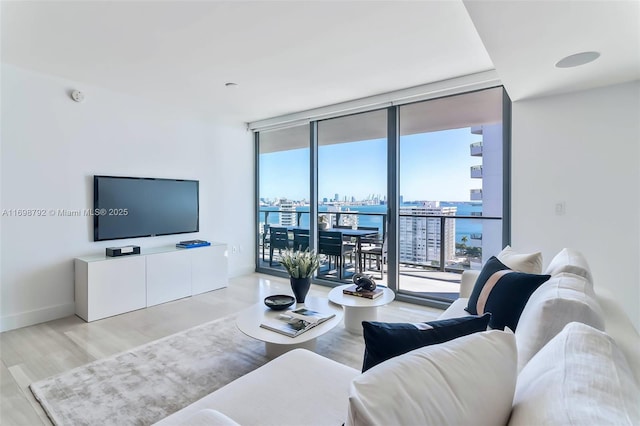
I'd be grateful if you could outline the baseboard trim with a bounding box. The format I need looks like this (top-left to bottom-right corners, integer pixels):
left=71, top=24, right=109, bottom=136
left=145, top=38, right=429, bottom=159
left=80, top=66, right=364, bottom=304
left=0, top=302, right=76, bottom=332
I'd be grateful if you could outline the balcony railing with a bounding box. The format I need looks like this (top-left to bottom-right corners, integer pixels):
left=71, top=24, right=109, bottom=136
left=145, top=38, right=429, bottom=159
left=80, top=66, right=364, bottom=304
left=470, top=165, right=483, bottom=178
left=470, top=126, right=483, bottom=135
left=470, top=189, right=483, bottom=200
left=258, top=209, right=500, bottom=276
left=470, top=141, right=483, bottom=156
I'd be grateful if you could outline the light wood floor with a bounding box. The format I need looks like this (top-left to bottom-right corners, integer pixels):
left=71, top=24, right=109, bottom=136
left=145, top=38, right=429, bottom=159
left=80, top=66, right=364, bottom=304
left=0, top=273, right=442, bottom=426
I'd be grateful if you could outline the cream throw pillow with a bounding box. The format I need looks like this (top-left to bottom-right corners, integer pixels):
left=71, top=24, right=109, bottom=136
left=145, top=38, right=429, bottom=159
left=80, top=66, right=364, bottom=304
left=346, top=330, right=517, bottom=426
left=497, top=245, right=542, bottom=274
left=510, top=322, right=640, bottom=425
left=544, top=247, right=593, bottom=285
left=515, top=273, right=605, bottom=371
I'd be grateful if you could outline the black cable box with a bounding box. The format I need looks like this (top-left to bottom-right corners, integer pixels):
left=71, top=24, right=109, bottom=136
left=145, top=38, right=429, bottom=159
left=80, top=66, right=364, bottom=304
left=106, top=245, right=141, bottom=257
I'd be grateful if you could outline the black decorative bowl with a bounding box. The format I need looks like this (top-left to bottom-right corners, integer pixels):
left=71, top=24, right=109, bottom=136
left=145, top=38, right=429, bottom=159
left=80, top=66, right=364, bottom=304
left=264, top=295, right=295, bottom=311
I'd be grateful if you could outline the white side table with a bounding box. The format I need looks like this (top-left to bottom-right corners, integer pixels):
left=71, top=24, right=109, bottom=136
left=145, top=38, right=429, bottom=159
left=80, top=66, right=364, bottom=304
left=236, top=296, right=343, bottom=358
left=327, top=285, right=395, bottom=335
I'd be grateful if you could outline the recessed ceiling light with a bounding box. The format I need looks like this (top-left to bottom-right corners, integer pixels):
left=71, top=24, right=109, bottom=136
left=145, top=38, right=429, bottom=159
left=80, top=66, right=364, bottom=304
left=225, top=82, right=238, bottom=87
left=555, top=51, right=600, bottom=68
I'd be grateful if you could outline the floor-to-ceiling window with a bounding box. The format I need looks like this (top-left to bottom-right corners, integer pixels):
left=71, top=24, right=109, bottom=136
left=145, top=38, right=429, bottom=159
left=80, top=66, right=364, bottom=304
left=255, top=86, right=510, bottom=306
left=257, top=124, right=310, bottom=274
left=317, top=110, right=387, bottom=283
left=397, top=87, right=505, bottom=301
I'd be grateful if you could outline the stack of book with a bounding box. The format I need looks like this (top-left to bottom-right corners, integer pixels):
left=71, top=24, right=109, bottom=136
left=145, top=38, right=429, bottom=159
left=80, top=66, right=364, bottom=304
left=342, top=284, right=384, bottom=299
left=260, top=307, right=335, bottom=337
left=176, top=240, right=211, bottom=249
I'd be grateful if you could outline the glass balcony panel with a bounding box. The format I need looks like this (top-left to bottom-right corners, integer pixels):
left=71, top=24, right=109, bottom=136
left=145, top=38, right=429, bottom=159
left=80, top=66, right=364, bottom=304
left=471, top=165, right=483, bottom=178
left=257, top=124, right=310, bottom=273
left=470, top=141, right=483, bottom=156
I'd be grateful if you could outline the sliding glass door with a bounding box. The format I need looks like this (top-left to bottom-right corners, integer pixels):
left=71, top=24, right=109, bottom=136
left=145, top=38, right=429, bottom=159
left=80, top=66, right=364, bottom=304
left=397, top=87, right=505, bottom=301
left=317, top=110, right=387, bottom=283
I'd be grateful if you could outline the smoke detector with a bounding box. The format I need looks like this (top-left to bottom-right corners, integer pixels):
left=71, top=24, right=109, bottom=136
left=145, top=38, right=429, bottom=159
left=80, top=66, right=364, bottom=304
left=71, top=90, right=85, bottom=102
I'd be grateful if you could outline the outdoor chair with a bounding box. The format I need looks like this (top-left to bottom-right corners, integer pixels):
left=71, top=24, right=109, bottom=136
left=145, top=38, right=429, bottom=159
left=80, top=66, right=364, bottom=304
left=318, top=230, right=355, bottom=280
left=334, top=225, right=357, bottom=254
left=261, top=223, right=270, bottom=262
left=292, top=228, right=310, bottom=251
left=359, top=227, right=386, bottom=279
left=269, top=226, right=290, bottom=266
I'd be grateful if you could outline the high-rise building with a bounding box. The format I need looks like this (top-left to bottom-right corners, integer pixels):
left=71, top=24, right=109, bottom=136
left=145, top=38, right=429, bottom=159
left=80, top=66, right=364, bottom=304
left=469, top=124, right=503, bottom=266
left=322, top=206, right=360, bottom=228
left=399, top=201, right=456, bottom=266
left=339, top=209, right=359, bottom=228
left=279, top=199, right=297, bottom=227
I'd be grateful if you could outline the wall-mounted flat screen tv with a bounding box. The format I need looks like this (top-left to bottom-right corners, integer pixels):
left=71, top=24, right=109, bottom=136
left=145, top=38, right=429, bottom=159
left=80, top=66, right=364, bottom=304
left=94, top=175, right=199, bottom=241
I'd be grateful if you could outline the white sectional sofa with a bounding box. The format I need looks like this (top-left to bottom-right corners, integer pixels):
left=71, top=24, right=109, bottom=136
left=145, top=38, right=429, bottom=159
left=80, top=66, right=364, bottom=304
left=156, top=248, right=640, bottom=426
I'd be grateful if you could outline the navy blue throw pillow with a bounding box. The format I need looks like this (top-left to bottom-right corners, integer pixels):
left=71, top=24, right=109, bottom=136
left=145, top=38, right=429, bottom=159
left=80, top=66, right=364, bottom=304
left=465, top=256, right=551, bottom=331
left=361, top=313, right=491, bottom=372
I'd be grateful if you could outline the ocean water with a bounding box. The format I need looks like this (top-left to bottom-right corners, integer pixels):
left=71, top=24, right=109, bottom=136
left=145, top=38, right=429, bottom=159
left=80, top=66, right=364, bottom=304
left=260, top=202, right=483, bottom=243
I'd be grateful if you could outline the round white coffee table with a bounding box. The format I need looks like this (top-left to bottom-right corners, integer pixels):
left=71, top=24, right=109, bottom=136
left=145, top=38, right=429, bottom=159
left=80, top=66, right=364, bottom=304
left=236, top=296, right=343, bottom=359
left=327, top=285, right=395, bottom=335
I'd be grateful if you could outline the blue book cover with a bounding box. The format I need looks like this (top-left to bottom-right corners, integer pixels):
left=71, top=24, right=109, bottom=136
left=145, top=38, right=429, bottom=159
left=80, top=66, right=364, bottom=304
left=176, top=240, right=211, bottom=249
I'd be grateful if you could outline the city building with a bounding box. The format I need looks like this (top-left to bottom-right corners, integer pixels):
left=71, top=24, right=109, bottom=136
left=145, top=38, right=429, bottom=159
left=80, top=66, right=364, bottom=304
left=468, top=124, right=504, bottom=265
left=399, top=202, right=457, bottom=266
left=338, top=209, right=359, bottom=228
left=278, top=199, right=297, bottom=227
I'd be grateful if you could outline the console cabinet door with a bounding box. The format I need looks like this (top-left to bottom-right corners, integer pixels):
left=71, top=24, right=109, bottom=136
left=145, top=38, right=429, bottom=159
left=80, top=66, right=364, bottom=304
left=191, top=245, right=228, bottom=295
left=146, top=250, right=192, bottom=307
left=83, top=256, right=146, bottom=321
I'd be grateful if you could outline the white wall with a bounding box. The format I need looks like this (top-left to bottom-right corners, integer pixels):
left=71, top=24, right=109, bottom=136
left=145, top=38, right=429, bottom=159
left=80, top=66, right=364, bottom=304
left=511, top=80, right=640, bottom=330
left=0, top=64, right=254, bottom=332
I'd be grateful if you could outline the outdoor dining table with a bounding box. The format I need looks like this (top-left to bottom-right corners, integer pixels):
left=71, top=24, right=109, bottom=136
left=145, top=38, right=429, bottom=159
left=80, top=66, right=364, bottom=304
left=286, top=226, right=378, bottom=274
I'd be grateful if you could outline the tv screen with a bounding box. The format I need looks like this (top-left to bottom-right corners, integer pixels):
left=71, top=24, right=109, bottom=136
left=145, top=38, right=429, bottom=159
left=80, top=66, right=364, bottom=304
left=93, top=175, right=199, bottom=241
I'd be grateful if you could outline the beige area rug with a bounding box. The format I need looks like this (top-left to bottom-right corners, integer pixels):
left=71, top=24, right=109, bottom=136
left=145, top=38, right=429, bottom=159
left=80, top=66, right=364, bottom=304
left=30, top=314, right=365, bottom=426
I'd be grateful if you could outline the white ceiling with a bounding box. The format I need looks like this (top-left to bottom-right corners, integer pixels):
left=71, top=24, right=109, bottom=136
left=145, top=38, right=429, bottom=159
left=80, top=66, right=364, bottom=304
left=464, top=0, right=640, bottom=101
left=2, top=1, right=638, bottom=123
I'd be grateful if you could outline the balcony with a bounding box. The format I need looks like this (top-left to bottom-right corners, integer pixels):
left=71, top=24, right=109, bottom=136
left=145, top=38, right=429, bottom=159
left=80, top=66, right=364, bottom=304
left=258, top=209, right=500, bottom=302
left=470, top=189, right=483, bottom=200
left=470, top=165, right=483, bottom=179
left=470, top=141, right=483, bottom=156
left=470, top=233, right=482, bottom=240
left=470, top=125, right=483, bottom=135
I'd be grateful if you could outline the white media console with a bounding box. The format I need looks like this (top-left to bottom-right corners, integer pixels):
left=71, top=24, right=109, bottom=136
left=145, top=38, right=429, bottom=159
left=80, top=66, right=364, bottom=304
left=75, top=242, right=228, bottom=322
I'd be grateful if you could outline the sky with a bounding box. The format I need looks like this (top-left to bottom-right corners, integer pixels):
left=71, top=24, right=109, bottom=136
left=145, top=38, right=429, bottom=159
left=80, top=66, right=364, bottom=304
left=260, top=127, right=482, bottom=202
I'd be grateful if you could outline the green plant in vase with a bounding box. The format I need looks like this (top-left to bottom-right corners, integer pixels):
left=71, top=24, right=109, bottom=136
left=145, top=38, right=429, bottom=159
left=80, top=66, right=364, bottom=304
left=280, top=249, right=322, bottom=303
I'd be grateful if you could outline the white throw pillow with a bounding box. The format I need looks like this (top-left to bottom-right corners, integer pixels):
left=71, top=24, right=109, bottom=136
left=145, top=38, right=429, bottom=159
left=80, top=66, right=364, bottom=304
left=346, top=330, right=517, bottom=426
left=497, top=245, right=542, bottom=274
left=544, top=247, right=593, bottom=285
left=510, top=322, right=640, bottom=426
left=515, top=273, right=605, bottom=371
